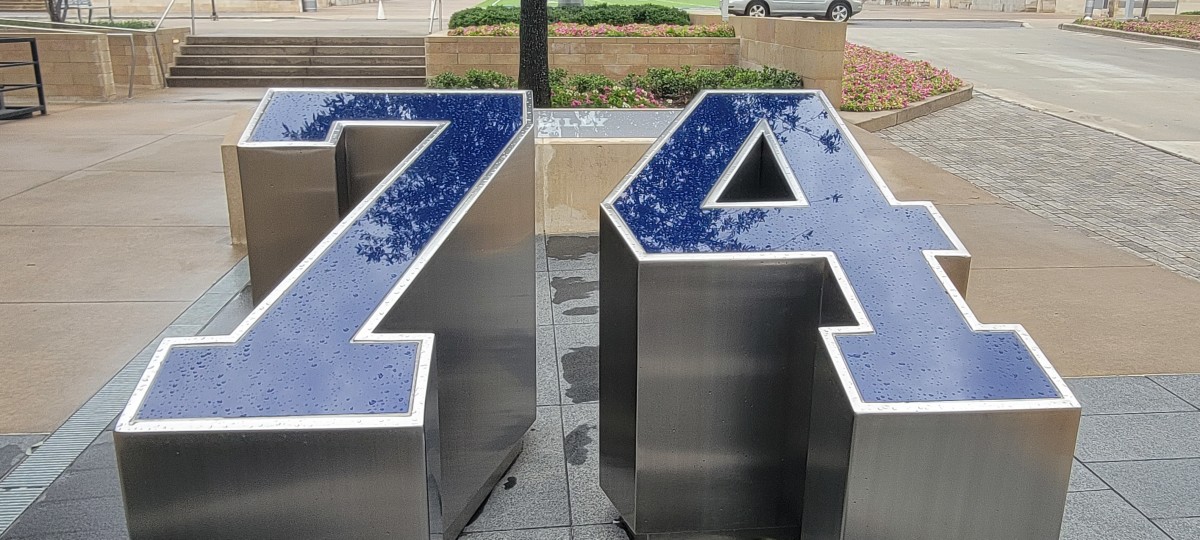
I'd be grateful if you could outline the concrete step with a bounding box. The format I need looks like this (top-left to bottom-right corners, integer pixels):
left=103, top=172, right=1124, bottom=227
left=179, top=44, right=425, bottom=56
left=170, top=65, right=426, bottom=77
left=185, top=35, right=425, bottom=47
left=174, top=54, right=425, bottom=67
left=166, top=75, right=427, bottom=88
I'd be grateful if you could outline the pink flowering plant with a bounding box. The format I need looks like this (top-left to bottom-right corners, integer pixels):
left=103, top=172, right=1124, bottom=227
left=1076, top=18, right=1200, bottom=41
left=448, top=22, right=735, bottom=37
left=549, top=69, right=662, bottom=108
left=841, top=43, right=963, bottom=112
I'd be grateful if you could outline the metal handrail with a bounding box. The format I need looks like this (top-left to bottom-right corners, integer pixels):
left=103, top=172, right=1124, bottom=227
left=0, top=22, right=136, bottom=98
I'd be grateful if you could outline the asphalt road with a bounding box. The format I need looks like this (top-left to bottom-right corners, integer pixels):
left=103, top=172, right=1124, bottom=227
left=847, top=19, right=1200, bottom=162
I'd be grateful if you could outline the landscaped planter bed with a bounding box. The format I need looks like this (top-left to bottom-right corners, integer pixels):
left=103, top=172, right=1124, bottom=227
left=1074, top=17, right=1200, bottom=41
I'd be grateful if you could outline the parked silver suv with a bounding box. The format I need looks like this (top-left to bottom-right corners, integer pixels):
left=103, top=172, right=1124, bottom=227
left=729, top=0, right=863, bottom=21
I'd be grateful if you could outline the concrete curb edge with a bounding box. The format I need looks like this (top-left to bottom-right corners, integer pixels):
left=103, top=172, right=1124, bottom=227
left=841, top=84, right=974, bottom=132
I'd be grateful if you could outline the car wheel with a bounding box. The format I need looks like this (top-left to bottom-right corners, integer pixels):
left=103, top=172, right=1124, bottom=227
left=746, top=0, right=769, bottom=17
left=826, top=0, right=851, bottom=21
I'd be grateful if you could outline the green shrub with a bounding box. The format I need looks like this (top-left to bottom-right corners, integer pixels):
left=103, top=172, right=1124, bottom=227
left=449, top=6, right=520, bottom=27
left=449, top=3, right=690, bottom=28
left=1181, top=10, right=1200, bottom=14
left=432, top=66, right=802, bottom=108
left=623, top=66, right=803, bottom=103
left=427, top=69, right=516, bottom=89
left=92, top=19, right=155, bottom=29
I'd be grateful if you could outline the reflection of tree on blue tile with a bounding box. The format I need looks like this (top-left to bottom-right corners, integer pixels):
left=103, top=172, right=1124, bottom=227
left=271, top=92, right=523, bottom=266
left=615, top=93, right=843, bottom=254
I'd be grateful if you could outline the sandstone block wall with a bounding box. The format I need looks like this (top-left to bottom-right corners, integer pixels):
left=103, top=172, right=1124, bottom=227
left=731, top=17, right=846, bottom=108
left=426, top=35, right=740, bottom=79
left=0, top=33, right=117, bottom=102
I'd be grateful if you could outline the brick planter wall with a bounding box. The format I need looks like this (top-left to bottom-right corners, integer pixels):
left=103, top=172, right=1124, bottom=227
left=0, top=32, right=116, bottom=102
left=426, top=35, right=740, bottom=79
left=108, top=27, right=189, bottom=89
left=426, top=16, right=846, bottom=105
left=0, top=27, right=188, bottom=102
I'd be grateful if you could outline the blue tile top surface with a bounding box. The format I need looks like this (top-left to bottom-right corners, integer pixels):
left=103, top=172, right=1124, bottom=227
left=137, top=91, right=525, bottom=420
left=610, top=92, right=1058, bottom=403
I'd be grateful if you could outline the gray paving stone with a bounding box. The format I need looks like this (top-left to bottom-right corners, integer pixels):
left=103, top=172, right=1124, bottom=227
left=461, top=528, right=570, bottom=540
left=1059, top=490, right=1170, bottom=540
left=555, top=323, right=599, bottom=405
left=1066, top=377, right=1196, bottom=416
left=880, top=95, right=1200, bottom=283
left=1070, top=460, right=1108, bottom=492
left=572, top=524, right=629, bottom=540
left=68, top=431, right=115, bottom=471
left=1156, top=517, right=1200, bottom=540
left=546, top=235, right=598, bottom=271
left=1089, top=459, right=1200, bottom=519
left=536, top=271, right=553, bottom=327
left=562, top=403, right=620, bottom=527
left=464, top=406, right=570, bottom=533
left=1076, top=412, right=1200, bottom=462
left=1151, top=375, right=1200, bottom=410
left=1, top=495, right=127, bottom=540
left=38, top=466, right=122, bottom=503
left=549, top=268, right=599, bottom=325
left=0, top=434, right=45, bottom=480
left=538, top=325, right=561, bottom=406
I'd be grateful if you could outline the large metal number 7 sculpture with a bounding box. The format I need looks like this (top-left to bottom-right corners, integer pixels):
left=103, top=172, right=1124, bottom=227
left=600, top=91, right=1082, bottom=539
left=114, top=90, right=535, bottom=539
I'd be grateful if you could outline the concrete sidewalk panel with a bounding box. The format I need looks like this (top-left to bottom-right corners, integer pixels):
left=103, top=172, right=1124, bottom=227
left=0, top=170, right=230, bottom=227
left=92, top=134, right=224, bottom=173
left=0, top=301, right=189, bottom=433
left=0, top=226, right=241, bottom=303
left=2, top=103, right=251, bottom=136
left=0, top=134, right=164, bottom=172
left=967, top=265, right=1200, bottom=376
left=0, top=170, right=68, bottom=201
left=939, top=203, right=1153, bottom=270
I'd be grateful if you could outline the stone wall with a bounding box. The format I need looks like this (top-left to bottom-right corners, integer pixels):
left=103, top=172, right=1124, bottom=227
left=0, top=32, right=117, bottom=102
left=0, top=27, right=185, bottom=102
left=426, top=35, right=740, bottom=79
left=107, top=27, right=188, bottom=88
left=536, top=138, right=651, bottom=235
left=731, top=17, right=846, bottom=108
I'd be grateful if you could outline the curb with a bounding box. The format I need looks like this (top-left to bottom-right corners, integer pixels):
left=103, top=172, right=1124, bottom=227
left=840, top=84, right=973, bottom=132
left=1058, top=22, right=1200, bottom=50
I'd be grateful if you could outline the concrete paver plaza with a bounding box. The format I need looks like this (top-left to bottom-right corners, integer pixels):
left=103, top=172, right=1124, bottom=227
left=1, top=85, right=1199, bottom=538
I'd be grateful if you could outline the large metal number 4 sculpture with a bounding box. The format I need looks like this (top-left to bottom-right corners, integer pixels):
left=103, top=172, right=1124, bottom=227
left=114, top=90, right=535, bottom=539
left=599, top=91, right=1082, bottom=539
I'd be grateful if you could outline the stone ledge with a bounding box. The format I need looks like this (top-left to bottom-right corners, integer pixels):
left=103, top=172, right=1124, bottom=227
left=839, top=84, right=974, bottom=132
left=1059, top=22, right=1200, bottom=50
